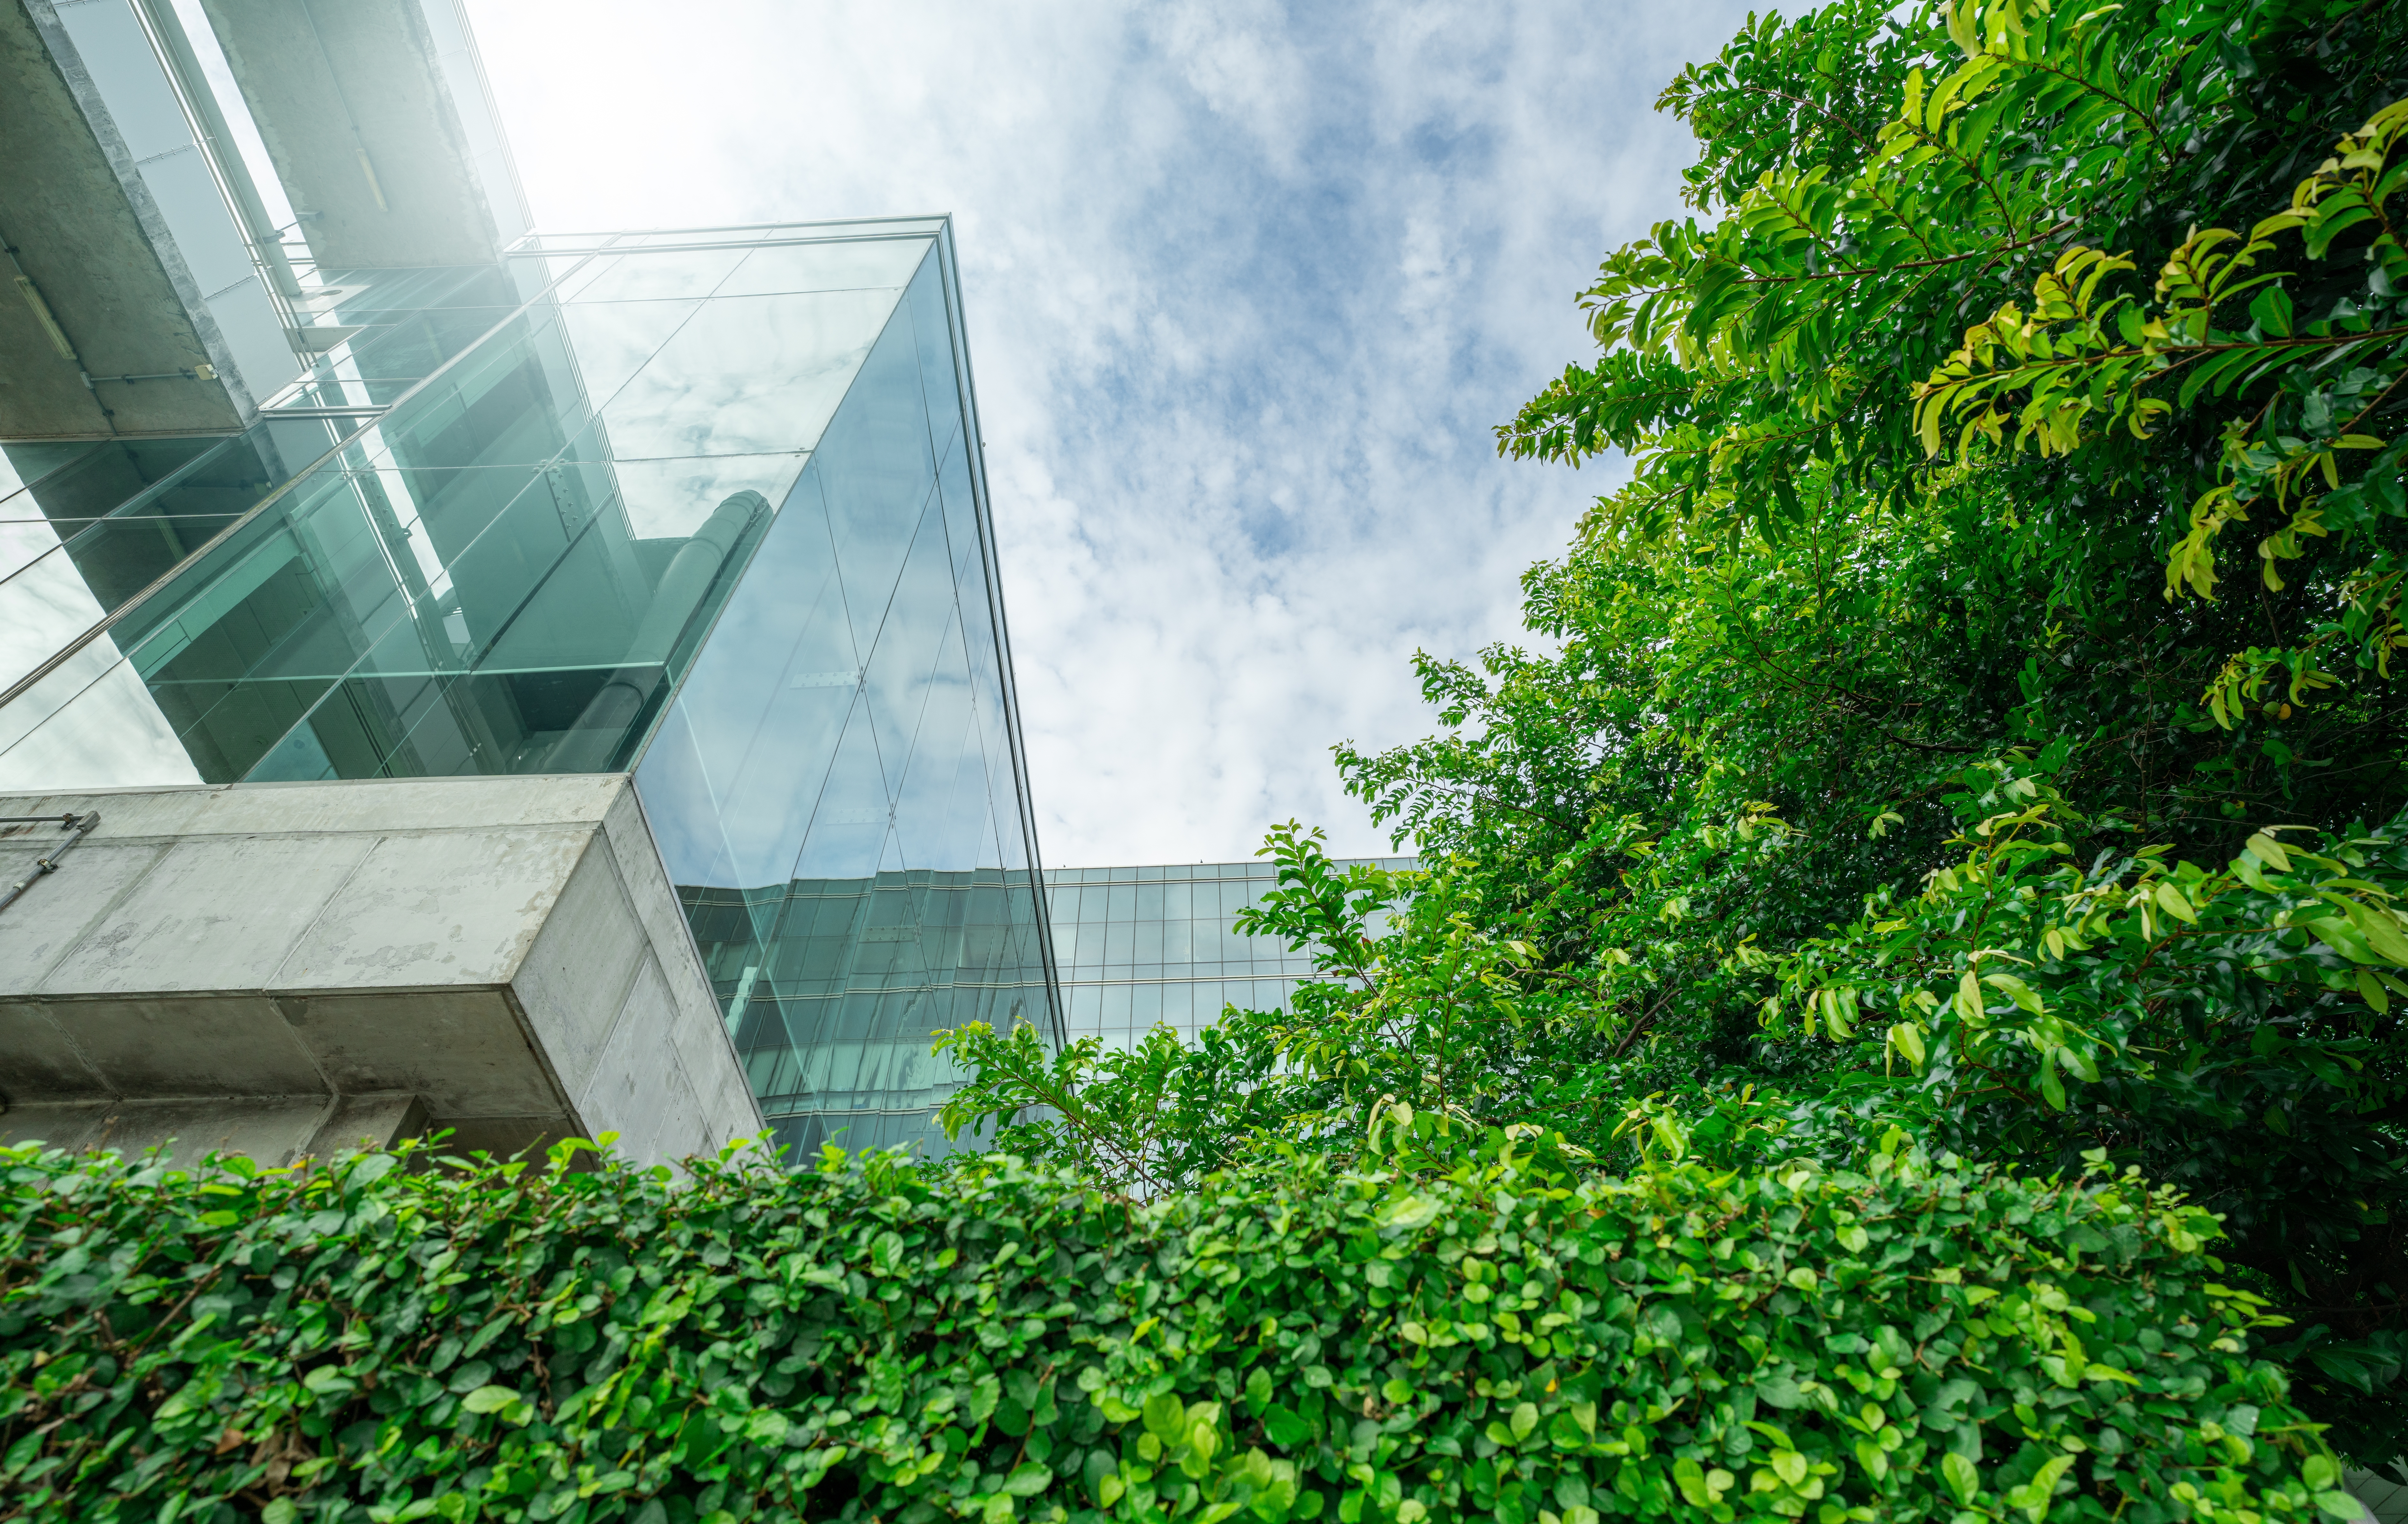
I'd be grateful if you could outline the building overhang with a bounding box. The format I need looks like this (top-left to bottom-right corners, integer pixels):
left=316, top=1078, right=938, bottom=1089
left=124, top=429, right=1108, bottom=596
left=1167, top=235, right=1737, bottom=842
left=0, top=773, right=763, bottom=1168
left=0, top=0, right=259, bottom=437
left=198, top=0, right=527, bottom=269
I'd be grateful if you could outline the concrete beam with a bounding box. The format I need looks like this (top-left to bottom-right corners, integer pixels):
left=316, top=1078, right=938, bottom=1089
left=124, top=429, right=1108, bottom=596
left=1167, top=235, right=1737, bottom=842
left=0, top=0, right=270, bottom=438
left=0, top=774, right=764, bottom=1170
left=1, top=1091, right=426, bottom=1165
left=197, top=0, right=526, bottom=269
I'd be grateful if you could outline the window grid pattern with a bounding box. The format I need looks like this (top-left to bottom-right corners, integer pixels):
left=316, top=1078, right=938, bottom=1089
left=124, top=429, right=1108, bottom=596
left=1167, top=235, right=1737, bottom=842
left=1042, top=859, right=1416, bottom=1047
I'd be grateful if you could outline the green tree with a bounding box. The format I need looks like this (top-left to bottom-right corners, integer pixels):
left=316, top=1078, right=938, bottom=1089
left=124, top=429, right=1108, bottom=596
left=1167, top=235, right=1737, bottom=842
left=941, top=0, right=2408, bottom=1460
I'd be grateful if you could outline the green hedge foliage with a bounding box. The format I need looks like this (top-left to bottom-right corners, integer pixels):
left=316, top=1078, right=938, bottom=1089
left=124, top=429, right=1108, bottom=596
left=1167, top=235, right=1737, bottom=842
left=0, top=1128, right=2350, bottom=1524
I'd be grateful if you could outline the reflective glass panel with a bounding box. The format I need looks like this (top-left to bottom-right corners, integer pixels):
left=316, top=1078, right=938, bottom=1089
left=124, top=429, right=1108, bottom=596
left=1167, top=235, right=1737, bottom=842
left=0, top=428, right=309, bottom=694
left=0, top=222, right=1060, bottom=1167
left=639, top=239, right=1057, bottom=1161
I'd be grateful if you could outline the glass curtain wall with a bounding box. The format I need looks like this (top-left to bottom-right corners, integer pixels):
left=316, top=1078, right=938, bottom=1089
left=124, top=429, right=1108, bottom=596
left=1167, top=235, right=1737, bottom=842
left=0, top=219, right=1059, bottom=1160
left=638, top=231, right=1060, bottom=1160
left=1, top=428, right=304, bottom=701
left=1044, top=859, right=1416, bottom=1046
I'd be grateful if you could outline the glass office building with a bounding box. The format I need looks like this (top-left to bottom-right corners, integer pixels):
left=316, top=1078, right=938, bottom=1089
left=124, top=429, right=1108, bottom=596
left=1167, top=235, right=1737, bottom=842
left=1043, top=858, right=1415, bottom=1046
left=0, top=219, right=1060, bottom=1157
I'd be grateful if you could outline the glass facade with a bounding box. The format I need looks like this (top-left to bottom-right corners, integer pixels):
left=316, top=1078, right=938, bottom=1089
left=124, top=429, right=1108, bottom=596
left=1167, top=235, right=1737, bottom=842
left=635, top=229, right=1060, bottom=1158
left=1043, top=859, right=1415, bottom=1046
left=0, top=429, right=303, bottom=703
left=0, top=220, right=1059, bottom=1159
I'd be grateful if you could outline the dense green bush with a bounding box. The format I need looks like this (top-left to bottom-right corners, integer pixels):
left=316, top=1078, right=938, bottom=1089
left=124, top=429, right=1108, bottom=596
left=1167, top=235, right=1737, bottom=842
left=937, top=0, right=2408, bottom=1452
left=0, top=1125, right=2351, bottom=1524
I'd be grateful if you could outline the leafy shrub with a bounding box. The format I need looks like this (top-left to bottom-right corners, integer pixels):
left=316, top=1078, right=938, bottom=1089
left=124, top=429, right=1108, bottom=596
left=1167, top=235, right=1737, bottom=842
left=0, top=1126, right=2349, bottom=1524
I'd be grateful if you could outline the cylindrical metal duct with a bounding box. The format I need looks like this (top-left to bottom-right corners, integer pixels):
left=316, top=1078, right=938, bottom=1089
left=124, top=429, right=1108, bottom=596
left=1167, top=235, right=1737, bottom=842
left=545, top=490, right=767, bottom=772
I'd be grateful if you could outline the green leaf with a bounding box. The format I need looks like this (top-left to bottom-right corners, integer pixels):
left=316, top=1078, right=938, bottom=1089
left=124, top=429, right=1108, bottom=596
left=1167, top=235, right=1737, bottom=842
left=345, top=1152, right=398, bottom=1189
left=2312, top=917, right=2381, bottom=965
left=1143, top=1392, right=1188, bottom=1444
left=303, top=1366, right=356, bottom=1396
left=2344, top=901, right=2408, bottom=966
left=462, top=1386, right=521, bottom=1415
left=1245, top=1367, right=1275, bottom=1414
left=1188, top=1405, right=1223, bottom=1463
left=2358, top=968, right=2391, bottom=1013
left=2007, top=1455, right=2076, bottom=1521
left=2248, top=285, right=2293, bottom=337
left=462, top=1313, right=515, bottom=1359
left=1251, top=1460, right=1300, bottom=1521
left=2153, top=880, right=2198, bottom=925
left=1005, top=1463, right=1052, bottom=1497
left=1265, top=1405, right=1311, bottom=1448
left=1943, top=1452, right=1980, bottom=1506
left=1889, top=1023, right=1928, bottom=1068
left=2039, top=1049, right=2068, bottom=1111
left=1674, top=1457, right=1713, bottom=1506
left=746, top=1411, right=790, bottom=1446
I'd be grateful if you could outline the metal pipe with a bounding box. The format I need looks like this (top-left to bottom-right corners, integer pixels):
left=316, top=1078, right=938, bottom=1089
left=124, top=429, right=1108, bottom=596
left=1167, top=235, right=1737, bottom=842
left=503, top=233, right=945, bottom=259
left=504, top=213, right=950, bottom=248
left=0, top=811, right=100, bottom=915
left=543, top=491, right=767, bottom=772
left=0, top=229, right=115, bottom=430
left=97, top=367, right=218, bottom=384
left=14, top=275, right=76, bottom=361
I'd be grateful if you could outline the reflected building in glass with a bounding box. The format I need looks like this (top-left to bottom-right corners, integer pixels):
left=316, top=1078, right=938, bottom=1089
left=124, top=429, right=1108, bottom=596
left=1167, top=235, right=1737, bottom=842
left=1043, top=859, right=1415, bottom=1045
left=0, top=0, right=1059, bottom=1164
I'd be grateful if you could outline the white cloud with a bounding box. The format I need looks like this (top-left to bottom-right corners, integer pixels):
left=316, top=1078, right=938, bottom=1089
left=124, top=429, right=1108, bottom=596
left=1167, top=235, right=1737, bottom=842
left=461, top=0, right=1751, bottom=864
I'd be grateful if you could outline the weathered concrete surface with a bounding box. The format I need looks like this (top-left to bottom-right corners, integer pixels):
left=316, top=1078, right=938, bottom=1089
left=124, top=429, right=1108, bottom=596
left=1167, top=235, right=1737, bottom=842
left=0, top=1091, right=425, bottom=1165
left=0, top=0, right=292, bottom=438
left=0, top=774, right=763, bottom=1169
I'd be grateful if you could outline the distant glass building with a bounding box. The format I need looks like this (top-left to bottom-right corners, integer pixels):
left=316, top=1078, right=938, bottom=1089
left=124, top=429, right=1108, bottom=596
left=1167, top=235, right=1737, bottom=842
left=1043, top=859, right=1415, bottom=1047
left=0, top=212, right=1059, bottom=1157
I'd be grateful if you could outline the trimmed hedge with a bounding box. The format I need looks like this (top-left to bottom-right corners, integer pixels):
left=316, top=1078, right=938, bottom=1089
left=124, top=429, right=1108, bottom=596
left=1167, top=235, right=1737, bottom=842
left=0, top=1129, right=2349, bottom=1524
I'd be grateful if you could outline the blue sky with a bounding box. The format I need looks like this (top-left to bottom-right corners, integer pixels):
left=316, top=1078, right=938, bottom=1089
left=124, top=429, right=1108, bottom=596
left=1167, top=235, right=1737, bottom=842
left=461, top=0, right=1757, bottom=865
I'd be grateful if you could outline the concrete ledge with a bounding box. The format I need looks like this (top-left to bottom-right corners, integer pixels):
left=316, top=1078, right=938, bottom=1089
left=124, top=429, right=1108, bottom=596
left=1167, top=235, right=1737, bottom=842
left=0, top=775, right=763, bottom=1169
left=0, top=1091, right=428, bottom=1165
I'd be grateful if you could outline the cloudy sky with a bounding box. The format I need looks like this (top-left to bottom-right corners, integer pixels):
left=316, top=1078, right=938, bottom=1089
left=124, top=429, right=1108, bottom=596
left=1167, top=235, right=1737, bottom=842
left=459, top=0, right=1753, bottom=866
